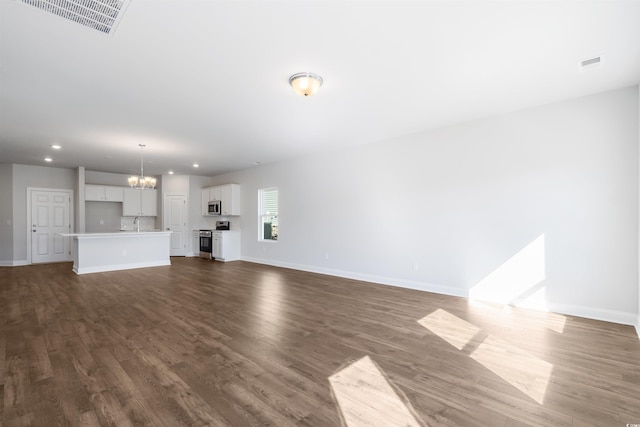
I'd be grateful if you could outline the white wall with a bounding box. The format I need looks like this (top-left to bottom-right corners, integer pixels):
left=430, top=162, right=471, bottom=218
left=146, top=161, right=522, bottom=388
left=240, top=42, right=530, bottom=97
left=212, top=86, right=639, bottom=325
left=12, top=164, right=76, bottom=262
left=0, top=164, right=14, bottom=263
left=85, top=202, right=123, bottom=232
left=76, top=167, right=85, bottom=233
left=86, top=170, right=136, bottom=186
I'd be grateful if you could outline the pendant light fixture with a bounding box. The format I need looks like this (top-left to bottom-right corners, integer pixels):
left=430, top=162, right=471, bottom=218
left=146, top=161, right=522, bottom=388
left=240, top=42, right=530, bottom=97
left=289, top=72, right=323, bottom=97
left=128, top=144, right=156, bottom=189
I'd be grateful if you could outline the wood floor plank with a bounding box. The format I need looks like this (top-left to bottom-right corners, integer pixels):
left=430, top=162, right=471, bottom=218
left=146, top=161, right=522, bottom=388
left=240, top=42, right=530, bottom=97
left=1, top=258, right=640, bottom=426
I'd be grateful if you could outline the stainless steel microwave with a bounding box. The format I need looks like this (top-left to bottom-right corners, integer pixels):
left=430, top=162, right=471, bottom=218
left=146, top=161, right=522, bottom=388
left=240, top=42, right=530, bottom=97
left=207, top=200, right=221, bottom=215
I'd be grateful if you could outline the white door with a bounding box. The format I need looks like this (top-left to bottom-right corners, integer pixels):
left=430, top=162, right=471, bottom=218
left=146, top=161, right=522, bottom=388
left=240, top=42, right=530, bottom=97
left=31, top=190, right=72, bottom=264
left=163, top=193, right=188, bottom=256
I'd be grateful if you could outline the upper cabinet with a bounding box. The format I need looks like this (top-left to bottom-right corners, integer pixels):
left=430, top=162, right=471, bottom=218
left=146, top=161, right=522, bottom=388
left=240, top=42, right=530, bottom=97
left=85, top=185, right=124, bottom=202
left=201, top=184, right=241, bottom=216
left=123, top=188, right=158, bottom=216
left=219, top=184, right=240, bottom=216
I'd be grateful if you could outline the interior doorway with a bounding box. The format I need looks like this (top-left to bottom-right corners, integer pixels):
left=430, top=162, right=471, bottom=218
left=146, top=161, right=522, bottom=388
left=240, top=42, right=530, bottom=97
left=163, top=193, right=188, bottom=256
left=29, top=188, right=73, bottom=264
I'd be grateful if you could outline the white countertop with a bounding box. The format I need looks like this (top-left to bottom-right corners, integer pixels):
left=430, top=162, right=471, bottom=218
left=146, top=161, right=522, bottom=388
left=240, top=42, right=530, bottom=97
left=61, top=230, right=172, bottom=238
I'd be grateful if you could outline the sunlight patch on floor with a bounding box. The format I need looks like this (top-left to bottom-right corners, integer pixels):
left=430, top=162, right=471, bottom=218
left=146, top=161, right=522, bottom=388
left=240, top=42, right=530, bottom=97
left=418, top=308, right=481, bottom=350
left=418, top=310, right=553, bottom=405
left=329, top=355, right=425, bottom=427
left=467, top=299, right=567, bottom=334
left=470, top=335, right=552, bottom=404
left=469, top=234, right=547, bottom=310
left=543, top=313, right=566, bottom=334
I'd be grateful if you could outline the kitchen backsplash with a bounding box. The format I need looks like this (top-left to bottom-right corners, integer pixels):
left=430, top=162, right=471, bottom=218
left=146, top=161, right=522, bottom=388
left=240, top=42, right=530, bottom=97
left=120, top=216, right=156, bottom=231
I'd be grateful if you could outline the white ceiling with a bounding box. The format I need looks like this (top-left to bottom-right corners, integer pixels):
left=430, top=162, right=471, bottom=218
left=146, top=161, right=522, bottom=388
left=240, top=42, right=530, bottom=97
left=1, top=1, right=639, bottom=177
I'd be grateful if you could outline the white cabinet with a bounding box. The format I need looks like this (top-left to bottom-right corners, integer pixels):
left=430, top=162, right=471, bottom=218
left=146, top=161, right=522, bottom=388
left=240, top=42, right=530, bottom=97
left=85, top=185, right=124, bottom=202
left=201, top=184, right=241, bottom=216
left=123, top=188, right=158, bottom=216
left=211, top=231, right=240, bottom=261
left=210, top=186, right=222, bottom=202
left=212, top=232, right=222, bottom=259
left=192, top=230, right=200, bottom=256
left=201, top=189, right=209, bottom=216
left=219, top=184, right=240, bottom=216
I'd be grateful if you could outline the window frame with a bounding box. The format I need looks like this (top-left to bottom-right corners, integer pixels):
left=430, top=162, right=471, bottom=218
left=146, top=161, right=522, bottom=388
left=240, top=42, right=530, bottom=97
left=258, top=187, right=278, bottom=242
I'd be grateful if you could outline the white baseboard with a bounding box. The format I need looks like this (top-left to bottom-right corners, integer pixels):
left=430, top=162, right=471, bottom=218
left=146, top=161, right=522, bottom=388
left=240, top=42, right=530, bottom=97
left=73, top=260, right=171, bottom=275
left=0, top=260, right=28, bottom=267
left=544, top=302, right=638, bottom=328
left=241, top=256, right=638, bottom=330
left=241, top=256, right=467, bottom=298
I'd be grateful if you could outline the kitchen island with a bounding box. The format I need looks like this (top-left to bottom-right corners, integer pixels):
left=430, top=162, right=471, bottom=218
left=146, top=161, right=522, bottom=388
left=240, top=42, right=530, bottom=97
left=62, top=231, right=172, bottom=275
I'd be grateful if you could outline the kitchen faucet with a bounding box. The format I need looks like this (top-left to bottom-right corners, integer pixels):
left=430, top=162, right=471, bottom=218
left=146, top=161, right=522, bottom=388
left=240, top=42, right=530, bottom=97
left=133, top=216, right=140, bottom=232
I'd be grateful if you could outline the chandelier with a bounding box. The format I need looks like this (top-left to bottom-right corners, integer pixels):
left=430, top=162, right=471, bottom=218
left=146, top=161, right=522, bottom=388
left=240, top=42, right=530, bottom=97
left=128, top=144, right=157, bottom=189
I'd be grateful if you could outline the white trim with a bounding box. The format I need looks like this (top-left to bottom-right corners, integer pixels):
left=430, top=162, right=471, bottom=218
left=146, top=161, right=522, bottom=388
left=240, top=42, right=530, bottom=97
left=162, top=192, right=189, bottom=257
left=73, top=260, right=171, bottom=275
left=241, top=256, right=638, bottom=328
left=241, top=256, right=467, bottom=298
left=0, top=260, right=28, bottom=267
left=544, top=302, right=638, bottom=328
left=27, top=187, right=74, bottom=265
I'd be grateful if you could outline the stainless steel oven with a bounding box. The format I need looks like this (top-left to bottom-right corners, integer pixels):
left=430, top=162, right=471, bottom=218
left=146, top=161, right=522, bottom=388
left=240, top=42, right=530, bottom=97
left=199, top=229, right=213, bottom=259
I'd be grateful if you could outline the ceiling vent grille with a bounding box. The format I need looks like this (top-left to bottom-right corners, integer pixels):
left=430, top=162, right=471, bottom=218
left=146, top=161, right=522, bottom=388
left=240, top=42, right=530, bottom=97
left=579, top=56, right=603, bottom=72
left=20, top=0, right=129, bottom=34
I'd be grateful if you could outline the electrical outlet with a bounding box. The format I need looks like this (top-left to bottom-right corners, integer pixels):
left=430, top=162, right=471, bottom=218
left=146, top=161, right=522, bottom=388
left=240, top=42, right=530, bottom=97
left=413, top=261, right=419, bottom=271
left=100, top=219, right=104, bottom=225
left=324, top=252, right=329, bottom=260
left=122, top=249, right=127, bottom=256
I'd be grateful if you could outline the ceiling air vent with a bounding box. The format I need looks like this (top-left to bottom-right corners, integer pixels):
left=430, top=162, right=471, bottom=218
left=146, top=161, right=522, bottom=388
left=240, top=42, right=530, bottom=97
left=579, top=56, right=603, bottom=71
left=20, top=0, right=130, bottom=34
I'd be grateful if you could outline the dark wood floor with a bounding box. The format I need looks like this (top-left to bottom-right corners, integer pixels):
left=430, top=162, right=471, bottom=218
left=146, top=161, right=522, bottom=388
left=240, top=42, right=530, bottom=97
left=1, top=258, right=639, bottom=426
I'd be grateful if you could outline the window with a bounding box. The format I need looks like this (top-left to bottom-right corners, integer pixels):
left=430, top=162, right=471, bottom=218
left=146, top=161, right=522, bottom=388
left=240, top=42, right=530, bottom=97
left=259, top=188, right=278, bottom=241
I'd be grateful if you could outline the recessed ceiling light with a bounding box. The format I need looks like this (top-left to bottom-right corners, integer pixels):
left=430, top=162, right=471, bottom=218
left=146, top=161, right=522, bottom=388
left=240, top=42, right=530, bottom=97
left=168, top=170, right=174, bottom=175
left=44, top=157, right=52, bottom=162
left=253, top=161, right=262, bottom=165
left=193, top=163, right=199, bottom=168
left=51, top=144, right=61, bottom=150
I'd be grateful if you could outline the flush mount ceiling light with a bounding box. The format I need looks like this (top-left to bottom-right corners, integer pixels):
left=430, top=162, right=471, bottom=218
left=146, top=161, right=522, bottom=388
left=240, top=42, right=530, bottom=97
left=128, top=144, right=156, bottom=189
left=289, top=72, right=323, bottom=97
